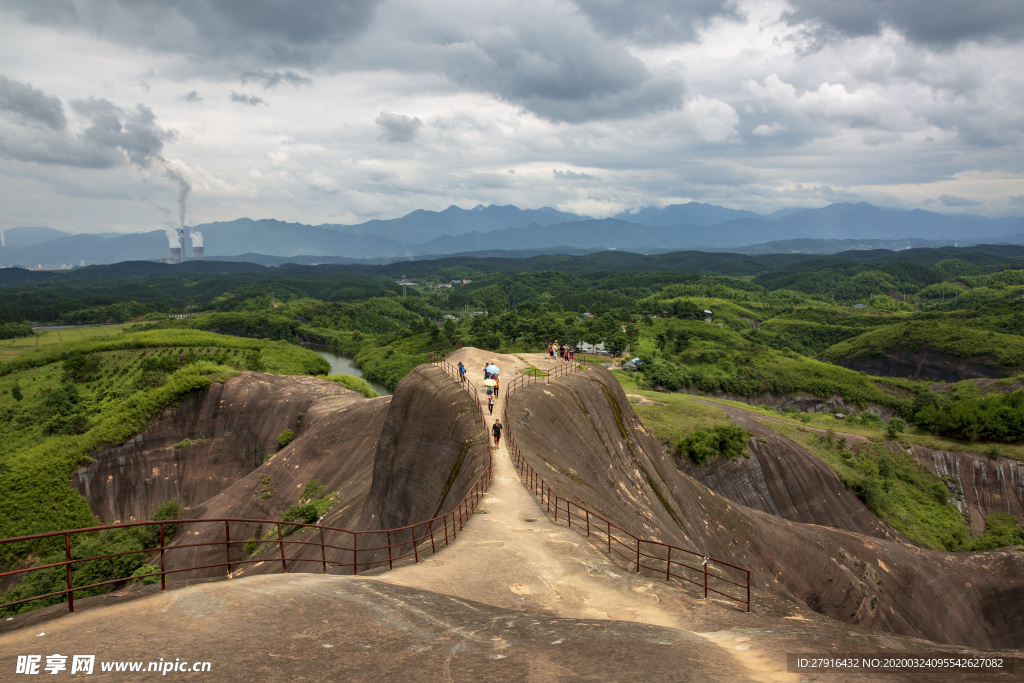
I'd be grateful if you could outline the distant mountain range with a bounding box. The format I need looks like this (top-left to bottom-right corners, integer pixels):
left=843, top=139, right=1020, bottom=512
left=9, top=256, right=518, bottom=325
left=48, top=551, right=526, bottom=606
left=4, top=202, right=1024, bottom=267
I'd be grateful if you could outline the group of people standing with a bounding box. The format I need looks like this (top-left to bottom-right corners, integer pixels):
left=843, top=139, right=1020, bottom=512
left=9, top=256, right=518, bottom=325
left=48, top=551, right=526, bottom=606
left=548, top=342, right=574, bottom=362
left=457, top=362, right=503, bottom=442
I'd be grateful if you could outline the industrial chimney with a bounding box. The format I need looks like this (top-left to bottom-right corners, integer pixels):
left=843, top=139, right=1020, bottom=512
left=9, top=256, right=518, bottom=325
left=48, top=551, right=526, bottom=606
left=191, top=230, right=205, bottom=260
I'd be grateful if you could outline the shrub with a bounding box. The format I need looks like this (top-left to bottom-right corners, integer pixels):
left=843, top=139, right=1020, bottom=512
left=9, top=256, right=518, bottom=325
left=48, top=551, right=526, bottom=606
left=326, top=374, right=379, bottom=398
left=679, top=423, right=751, bottom=465
left=131, top=564, right=161, bottom=585
left=886, top=417, right=906, bottom=438
left=278, top=429, right=295, bottom=448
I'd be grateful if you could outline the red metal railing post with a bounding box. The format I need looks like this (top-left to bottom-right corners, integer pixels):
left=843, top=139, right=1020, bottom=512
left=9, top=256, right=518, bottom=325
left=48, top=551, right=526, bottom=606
left=444, top=513, right=450, bottom=546
left=665, top=546, right=672, bottom=581
left=636, top=539, right=641, bottom=573
left=160, top=522, right=166, bottom=591
left=224, top=520, right=233, bottom=575
left=429, top=519, right=436, bottom=553
left=585, top=509, right=591, bottom=538
left=277, top=523, right=287, bottom=573
left=607, top=520, right=611, bottom=554
left=413, top=525, right=419, bottom=563
left=65, top=532, right=74, bottom=614
left=704, top=559, right=709, bottom=599
left=387, top=530, right=393, bottom=570
left=567, top=502, right=572, bottom=529
left=353, top=532, right=358, bottom=575
left=320, top=526, right=327, bottom=574
left=746, top=570, right=751, bottom=612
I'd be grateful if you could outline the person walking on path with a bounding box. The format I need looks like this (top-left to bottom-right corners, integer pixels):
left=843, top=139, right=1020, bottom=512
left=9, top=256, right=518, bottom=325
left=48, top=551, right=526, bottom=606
left=493, top=376, right=499, bottom=398
left=492, top=419, right=503, bottom=447
left=458, top=361, right=466, bottom=382
left=488, top=395, right=495, bottom=414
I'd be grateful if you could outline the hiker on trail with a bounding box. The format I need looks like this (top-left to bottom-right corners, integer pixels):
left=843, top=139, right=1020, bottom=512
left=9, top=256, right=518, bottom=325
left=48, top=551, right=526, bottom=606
left=493, top=376, right=499, bottom=398
left=488, top=395, right=495, bottom=414
left=492, top=419, right=503, bottom=446
left=548, top=344, right=554, bottom=358
left=458, top=361, right=466, bottom=382
left=569, top=348, right=574, bottom=362
left=483, top=365, right=490, bottom=380
left=486, top=385, right=493, bottom=397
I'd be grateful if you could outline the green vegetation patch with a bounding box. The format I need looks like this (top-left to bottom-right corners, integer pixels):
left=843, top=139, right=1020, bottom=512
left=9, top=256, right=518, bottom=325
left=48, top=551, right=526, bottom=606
left=326, top=373, right=379, bottom=398
left=0, top=501, right=182, bottom=615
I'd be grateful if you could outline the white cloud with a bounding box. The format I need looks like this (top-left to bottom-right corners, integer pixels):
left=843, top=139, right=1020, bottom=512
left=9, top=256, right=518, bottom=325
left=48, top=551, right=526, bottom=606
left=0, top=0, right=1022, bottom=231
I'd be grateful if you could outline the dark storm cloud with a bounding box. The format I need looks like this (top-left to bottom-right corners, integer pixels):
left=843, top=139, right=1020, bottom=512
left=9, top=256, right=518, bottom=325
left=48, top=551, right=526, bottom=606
left=183, top=90, right=201, bottom=103
left=6, top=0, right=380, bottom=66
left=0, top=83, right=172, bottom=169
left=571, top=0, right=743, bottom=43
left=230, top=91, right=267, bottom=107
left=240, top=70, right=313, bottom=89
left=441, top=25, right=684, bottom=123
left=71, top=98, right=168, bottom=167
left=784, top=0, right=1024, bottom=49
left=0, top=75, right=67, bottom=129
left=375, top=111, right=422, bottom=143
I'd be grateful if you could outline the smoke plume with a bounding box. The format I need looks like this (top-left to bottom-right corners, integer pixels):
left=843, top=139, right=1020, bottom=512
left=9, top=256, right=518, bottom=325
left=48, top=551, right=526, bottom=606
left=190, top=230, right=203, bottom=248
left=164, top=167, right=191, bottom=227
left=165, top=228, right=178, bottom=248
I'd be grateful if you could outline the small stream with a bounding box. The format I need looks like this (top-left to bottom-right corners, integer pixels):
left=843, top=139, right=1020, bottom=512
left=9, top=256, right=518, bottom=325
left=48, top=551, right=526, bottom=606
left=306, top=345, right=391, bottom=396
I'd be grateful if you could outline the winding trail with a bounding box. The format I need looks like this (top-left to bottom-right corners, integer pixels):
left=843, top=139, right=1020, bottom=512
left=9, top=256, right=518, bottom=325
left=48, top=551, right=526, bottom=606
left=374, top=348, right=800, bottom=682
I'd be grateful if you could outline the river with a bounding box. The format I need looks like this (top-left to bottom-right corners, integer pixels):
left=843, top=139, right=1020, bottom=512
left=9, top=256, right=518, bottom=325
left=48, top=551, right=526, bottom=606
left=307, top=346, right=391, bottom=396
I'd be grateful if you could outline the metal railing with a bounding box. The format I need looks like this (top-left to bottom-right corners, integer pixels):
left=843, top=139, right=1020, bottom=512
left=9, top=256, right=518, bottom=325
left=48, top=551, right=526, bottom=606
left=0, top=358, right=491, bottom=617
left=501, top=364, right=752, bottom=612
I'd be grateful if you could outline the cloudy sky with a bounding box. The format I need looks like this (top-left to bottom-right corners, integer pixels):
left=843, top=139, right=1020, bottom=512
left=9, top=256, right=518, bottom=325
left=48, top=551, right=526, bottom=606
left=1, top=0, right=1022, bottom=233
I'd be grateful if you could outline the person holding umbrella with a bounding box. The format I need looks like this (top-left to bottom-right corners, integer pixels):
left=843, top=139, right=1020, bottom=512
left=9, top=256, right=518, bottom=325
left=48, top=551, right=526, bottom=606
left=483, top=377, right=497, bottom=395
left=493, top=375, right=499, bottom=398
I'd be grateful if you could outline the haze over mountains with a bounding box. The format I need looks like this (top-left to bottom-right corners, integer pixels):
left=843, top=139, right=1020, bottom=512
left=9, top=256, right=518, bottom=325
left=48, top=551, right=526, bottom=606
left=6, top=202, right=1024, bottom=267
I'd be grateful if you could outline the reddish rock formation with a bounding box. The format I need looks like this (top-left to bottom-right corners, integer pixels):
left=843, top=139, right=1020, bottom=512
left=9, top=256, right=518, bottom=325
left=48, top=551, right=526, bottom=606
left=70, top=373, right=353, bottom=523
left=912, top=446, right=1024, bottom=534
left=675, top=403, right=904, bottom=543
left=164, top=393, right=390, bottom=577
left=837, top=347, right=1009, bottom=382
left=505, top=367, right=1024, bottom=650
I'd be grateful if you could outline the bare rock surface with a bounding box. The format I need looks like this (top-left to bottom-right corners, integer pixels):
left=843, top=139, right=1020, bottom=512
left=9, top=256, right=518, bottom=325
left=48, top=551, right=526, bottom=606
left=165, top=393, right=390, bottom=577
left=676, top=401, right=905, bottom=542
left=505, top=362, right=1024, bottom=650
left=838, top=347, right=1009, bottom=382
left=912, top=446, right=1024, bottom=534
left=70, top=372, right=352, bottom=523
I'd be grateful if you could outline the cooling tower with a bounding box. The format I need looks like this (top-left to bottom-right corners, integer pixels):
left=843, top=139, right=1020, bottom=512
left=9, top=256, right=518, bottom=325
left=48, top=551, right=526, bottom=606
left=192, top=246, right=205, bottom=260
left=170, top=247, right=182, bottom=259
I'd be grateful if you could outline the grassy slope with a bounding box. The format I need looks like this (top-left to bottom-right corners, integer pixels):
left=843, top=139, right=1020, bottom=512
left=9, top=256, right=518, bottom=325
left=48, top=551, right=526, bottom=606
left=822, top=320, right=1024, bottom=367
left=0, top=329, right=330, bottom=562
left=612, top=371, right=1019, bottom=551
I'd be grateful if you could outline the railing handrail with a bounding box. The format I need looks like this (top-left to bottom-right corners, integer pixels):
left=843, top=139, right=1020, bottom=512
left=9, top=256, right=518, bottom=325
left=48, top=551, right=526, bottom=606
left=501, top=360, right=752, bottom=612
left=0, top=359, right=491, bottom=616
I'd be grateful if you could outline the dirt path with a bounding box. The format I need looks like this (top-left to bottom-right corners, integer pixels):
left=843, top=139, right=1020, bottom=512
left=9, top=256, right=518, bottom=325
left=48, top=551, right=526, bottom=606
left=370, top=348, right=800, bottom=682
